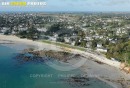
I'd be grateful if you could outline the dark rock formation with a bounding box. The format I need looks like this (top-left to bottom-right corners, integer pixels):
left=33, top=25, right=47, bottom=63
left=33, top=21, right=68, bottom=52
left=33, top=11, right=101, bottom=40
left=14, top=48, right=81, bottom=64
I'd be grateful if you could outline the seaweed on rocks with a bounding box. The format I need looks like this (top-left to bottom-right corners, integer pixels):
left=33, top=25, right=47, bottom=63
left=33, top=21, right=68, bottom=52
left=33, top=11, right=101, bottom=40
left=60, top=75, right=91, bottom=87
left=14, top=52, right=48, bottom=64
left=14, top=48, right=82, bottom=65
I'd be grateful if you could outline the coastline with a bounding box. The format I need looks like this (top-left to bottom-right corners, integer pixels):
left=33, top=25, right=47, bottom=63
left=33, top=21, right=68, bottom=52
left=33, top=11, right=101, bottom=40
left=0, top=34, right=121, bottom=68
left=0, top=35, right=62, bottom=51
left=0, top=34, right=130, bottom=88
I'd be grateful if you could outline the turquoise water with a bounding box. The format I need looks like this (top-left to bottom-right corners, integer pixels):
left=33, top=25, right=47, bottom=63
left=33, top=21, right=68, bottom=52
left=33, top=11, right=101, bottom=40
left=0, top=45, right=114, bottom=88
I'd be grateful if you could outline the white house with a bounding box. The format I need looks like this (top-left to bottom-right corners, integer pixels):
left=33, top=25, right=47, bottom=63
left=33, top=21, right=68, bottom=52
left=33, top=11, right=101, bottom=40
left=96, top=48, right=107, bottom=52
left=64, top=37, right=71, bottom=43
left=37, top=28, right=47, bottom=32
left=1, top=27, right=10, bottom=33
left=97, top=43, right=103, bottom=48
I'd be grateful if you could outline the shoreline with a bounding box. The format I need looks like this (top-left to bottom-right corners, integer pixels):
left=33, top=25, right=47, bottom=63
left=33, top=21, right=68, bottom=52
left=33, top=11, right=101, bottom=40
left=0, top=34, right=130, bottom=88
left=0, top=35, right=62, bottom=51
left=0, top=34, right=121, bottom=68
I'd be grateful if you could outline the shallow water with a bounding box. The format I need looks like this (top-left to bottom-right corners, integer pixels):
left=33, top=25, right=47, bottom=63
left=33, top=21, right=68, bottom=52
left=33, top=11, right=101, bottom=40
left=0, top=44, right=114, bottom=88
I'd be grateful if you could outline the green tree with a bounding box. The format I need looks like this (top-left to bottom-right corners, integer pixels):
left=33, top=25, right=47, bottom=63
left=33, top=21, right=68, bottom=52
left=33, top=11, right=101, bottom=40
left=81, top=40, right=87, bottom=47
left=56, top=37, right=65, bottom=42
left=91, top=40, right=97, bottom=49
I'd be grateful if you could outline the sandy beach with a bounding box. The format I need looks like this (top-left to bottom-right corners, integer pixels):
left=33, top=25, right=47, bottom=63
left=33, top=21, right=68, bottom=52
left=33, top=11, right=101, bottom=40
left=0, top=35, right=121, bottom=67
left=0, top=35, right=62, bottom=51
left=0, top=34, right=130, bottom=88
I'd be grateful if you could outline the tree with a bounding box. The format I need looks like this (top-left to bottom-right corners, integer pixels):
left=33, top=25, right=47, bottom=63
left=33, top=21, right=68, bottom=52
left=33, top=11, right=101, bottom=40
left=17, top=26, right=39, bottom=40
left=78, top=30, right=86, bottom=39
left=91, top=40, right=97, bottom=49
left=103, top=40, right=109, bottom=47
left=75, top=37, right=80, bottom=46
left=123, top=53, right=129, bottom=65
left=4, top=30, right=10, bottom=35
left=26, top=26, right=39, bottom=40
left=56, top=37, right=65, bottom=42
left=46, top=23, right=65, bottom=35
left=81, top=40, right=87, bottom=47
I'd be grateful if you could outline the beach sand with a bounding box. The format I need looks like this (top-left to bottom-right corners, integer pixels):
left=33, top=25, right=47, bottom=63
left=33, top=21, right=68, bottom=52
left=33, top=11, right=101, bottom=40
left=0, top=35, right=62, bottom=51
left=66, top=54, right=130, bottom=88
left=0, top=34, right=130, bottom=88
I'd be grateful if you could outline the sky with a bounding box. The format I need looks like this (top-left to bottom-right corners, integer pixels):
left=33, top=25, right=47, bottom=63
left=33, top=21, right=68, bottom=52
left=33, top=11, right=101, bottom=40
left=0, top=0, right=130, bottom=12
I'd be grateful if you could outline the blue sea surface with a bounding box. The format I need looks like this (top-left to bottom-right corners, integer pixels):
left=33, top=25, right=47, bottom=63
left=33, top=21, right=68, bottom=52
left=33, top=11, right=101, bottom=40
left=0, top=45, right=114, bottom=88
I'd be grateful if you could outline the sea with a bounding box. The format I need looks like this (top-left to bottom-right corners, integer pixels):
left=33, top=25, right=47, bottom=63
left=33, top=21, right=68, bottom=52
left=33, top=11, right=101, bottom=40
left=0, top=44, right=114, bottom=88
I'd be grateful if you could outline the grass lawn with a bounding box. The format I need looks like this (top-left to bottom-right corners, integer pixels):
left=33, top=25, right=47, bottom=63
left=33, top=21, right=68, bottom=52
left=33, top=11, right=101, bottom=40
left=40, top=40, right=86, bottom=51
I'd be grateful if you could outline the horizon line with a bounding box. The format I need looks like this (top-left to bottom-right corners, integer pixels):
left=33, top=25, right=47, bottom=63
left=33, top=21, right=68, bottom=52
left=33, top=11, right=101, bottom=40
left=1, top=11, right=130, bottom=13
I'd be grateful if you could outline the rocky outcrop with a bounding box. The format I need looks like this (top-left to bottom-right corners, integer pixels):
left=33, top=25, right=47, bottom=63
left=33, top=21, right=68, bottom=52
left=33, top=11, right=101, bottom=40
left=15, top=49, right=81, bottom=64
left=30, top=50, right=73, bottom=61
left=61, top=76, right=90, bottom=87
left=120, top=63, right=127, bottom=70
left=120, top=63, right=130, bottom=74
left=123, top=67, right=130, bottom=74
